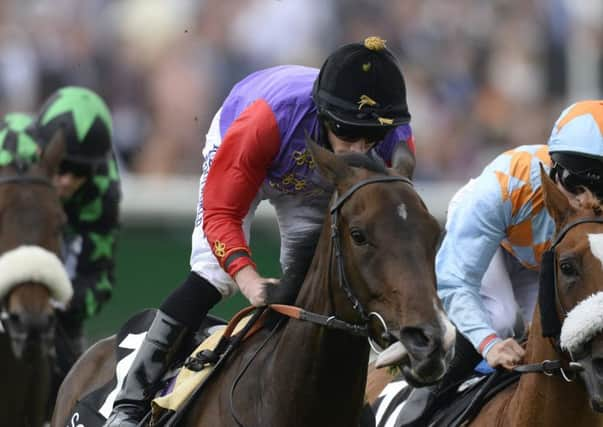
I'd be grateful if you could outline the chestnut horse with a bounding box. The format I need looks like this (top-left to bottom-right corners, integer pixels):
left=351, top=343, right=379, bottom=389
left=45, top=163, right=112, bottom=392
left=365, top=166, right=603, bottom=426
left=52, top=139, right=455, bottom=427
left=0, top=131, right=73, bottom=427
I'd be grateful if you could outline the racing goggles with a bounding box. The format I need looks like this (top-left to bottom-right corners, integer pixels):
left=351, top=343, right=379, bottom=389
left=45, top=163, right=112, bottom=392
left=555, top=165, right=603, bottom=199
left=326, top=119, right=393, bottom=143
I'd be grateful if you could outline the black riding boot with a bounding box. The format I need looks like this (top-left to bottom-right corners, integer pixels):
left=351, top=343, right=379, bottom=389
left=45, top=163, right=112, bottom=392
left=103, top=310, right=188, bottom=427
left=396, top=330, right=482, bottom=427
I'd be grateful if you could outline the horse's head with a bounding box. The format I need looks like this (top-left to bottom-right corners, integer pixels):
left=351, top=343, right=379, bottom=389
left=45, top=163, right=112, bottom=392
left=0, top=130, right=72, bottom=360
left=540, top=165, right=603, bottom=411
left=306, top=139, right=455, bottom=385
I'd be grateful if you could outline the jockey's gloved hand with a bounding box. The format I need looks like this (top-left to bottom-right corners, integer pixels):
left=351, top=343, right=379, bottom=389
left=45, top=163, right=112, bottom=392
left=485, top=338, right=525, bottom=370
left=234, top=266, right=279, bottom=307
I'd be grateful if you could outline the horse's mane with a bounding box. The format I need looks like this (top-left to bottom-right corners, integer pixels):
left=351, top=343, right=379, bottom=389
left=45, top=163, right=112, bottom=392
left=573, top=189, right=603, bottom=217
left=264, top=228, right=322, bottom=305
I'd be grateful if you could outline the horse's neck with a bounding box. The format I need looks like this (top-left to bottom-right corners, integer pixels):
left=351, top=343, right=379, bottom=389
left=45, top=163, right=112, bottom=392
left=286, top=245, right=369, bottom=371
left=502, top=317, right=598, bottom=426
left=265, top=241, right=369, bottom=422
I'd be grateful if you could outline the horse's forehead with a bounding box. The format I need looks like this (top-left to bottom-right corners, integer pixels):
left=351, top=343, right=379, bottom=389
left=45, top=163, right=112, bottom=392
left=0, top=184, right=62, bottom=232
left=561, top=221, right=603, bottom=264
left=8, top=185, right=51, bottom=209
left=353, top=183, right=418, bottom=215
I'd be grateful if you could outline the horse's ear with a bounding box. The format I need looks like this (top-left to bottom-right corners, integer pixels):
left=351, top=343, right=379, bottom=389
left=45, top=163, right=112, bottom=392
left=392, top=142, right=415, bottom=179
left=305, top=133, right=351, bottom=183
left=39, top=128, right=66, bottom=177
left=540, top=163, right=572, bottom=227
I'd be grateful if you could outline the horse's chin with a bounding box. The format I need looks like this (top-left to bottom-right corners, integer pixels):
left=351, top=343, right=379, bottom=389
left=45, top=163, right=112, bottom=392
left=375, top=340, right=454, bottom=387
left=404, top=342, right=455, bottom=387
left=580, top=372, right=603, bottom=412
left=590, top=397, right=603, bottom=413
left=574, top=352, right=603, bottom=413
left=401, top=356, right=448, bottom=387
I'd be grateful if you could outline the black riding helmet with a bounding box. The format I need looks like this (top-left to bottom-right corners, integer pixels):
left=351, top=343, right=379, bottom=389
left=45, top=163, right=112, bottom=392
left=36, top=86, right=113, bottom=169
left=0, top=113, right=40, bottom=168
left=313, top=36, right=410, bottom=140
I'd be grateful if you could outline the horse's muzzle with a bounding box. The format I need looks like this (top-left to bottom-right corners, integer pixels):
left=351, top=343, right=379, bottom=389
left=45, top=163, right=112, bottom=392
left=375, top=321, right=455, bottom=386
left=575, top=347, right=603, bottom=413
left=4, top=311, right=56, bottom=360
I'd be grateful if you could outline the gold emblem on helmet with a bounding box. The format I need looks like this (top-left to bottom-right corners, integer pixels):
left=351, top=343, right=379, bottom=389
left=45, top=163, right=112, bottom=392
left=378, top=117, right=394, bottom=125
left=358, top=95, right=377, bottom=110
left=364, top=36, right=387, bottom=51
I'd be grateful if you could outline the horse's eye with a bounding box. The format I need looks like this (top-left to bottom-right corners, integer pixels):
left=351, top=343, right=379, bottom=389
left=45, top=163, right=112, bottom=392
left=559, top=261, right=577, bottom=276
left=350, top=228, right=368, bottom=245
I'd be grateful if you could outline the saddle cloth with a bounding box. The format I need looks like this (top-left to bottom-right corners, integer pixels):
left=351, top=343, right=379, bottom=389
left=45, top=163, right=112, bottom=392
left=372, top=368, right=520, bottom=427
left=60, top=309, right=228, bottom=427
left=150, top=313, right=253, bottom=422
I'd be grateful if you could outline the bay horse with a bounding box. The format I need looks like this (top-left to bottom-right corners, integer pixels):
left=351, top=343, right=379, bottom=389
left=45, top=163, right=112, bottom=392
left=365, top=166, right=603, bottom=426
left=52, top=139, right=455, bottom=427
left=0, top=131, right=73, bottom=427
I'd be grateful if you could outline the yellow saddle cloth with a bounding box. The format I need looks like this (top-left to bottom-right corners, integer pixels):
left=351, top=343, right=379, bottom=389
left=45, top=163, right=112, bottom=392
left=151, top=314, right=253, bottom=420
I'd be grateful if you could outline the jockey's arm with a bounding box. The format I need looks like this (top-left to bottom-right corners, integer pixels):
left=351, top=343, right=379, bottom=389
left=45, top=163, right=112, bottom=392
left=202, top=100, right=281, bottom=303
left=70, top=227, right=118, bottom=319
left=436, top=169, right=510, bottom=361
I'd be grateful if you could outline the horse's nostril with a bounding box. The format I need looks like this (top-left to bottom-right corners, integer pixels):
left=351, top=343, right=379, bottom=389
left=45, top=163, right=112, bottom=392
left=400, top=326, right=433, bottom=353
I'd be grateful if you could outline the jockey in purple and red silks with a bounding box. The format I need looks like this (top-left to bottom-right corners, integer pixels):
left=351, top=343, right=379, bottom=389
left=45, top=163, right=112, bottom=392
left=104, top=36, right=416, bottom=427
left=194, top=65, right=414, bottom=302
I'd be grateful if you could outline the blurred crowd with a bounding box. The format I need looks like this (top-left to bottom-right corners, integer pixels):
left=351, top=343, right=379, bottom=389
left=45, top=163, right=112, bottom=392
left=0, top=0, right=602, bottom=180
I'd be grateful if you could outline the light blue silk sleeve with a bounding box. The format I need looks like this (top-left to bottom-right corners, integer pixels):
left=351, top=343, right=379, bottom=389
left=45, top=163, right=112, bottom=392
left=436, top=168, right=510, bottom=349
